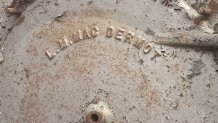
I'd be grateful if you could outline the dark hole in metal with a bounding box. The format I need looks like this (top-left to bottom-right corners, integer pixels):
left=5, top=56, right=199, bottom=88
left=91, top=113, right=99, bottom=122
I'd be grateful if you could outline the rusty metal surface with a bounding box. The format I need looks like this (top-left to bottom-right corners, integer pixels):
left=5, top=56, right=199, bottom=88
left=0, top=0, right=218, bottom=123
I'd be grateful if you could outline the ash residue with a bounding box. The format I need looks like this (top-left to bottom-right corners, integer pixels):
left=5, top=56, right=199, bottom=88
left=188, top=59, right=205, bottom=79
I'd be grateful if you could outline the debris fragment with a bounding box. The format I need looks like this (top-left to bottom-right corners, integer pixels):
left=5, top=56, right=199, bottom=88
left=187, top=60, right=205, bottom=79
left=54, top=11, right=67, bottom=22
left=145, top=28, right=155, bottom=36
left=5, top=7, right=22, bottom=15
left=191, top=1, right=213, bottom=25
left=139, top=59, right=144, bottom=65
left=24, top=68, right=30, bottom=78
left=5, top=0, right=36, bottom=15
left=198, top=6, right=212, bottom=17
left=154, top=31, right=218, bottom=48
left=87, top=1, right=93, bottom=5
left=176, top=0, right=214, bottom=33
left=162, top=0, right=174, bottom=7
left=116, top=0, right=120, bottom=4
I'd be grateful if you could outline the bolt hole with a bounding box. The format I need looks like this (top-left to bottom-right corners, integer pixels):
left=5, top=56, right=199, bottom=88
left=91, top=113, right=99, bottom=122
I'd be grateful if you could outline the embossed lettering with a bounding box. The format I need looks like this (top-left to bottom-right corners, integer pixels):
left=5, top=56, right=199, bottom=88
left=46, top=50, right=56, bottom=60
left=125, top=31, right=134, bottom=44
left=83, top=27, right=92, bottom=39
left=46, top=25, right=154, bottom=60
left=91, top=27, right=99, bottom=37
left=106, top=26, right=114, bottom=37
left=115, top=29, right=125, bottom=40
left=133, top=37, right=145, bottom=49
left=73, top=29, right=83, bottom=42
left=143, top=43, right=152, bottom=54
left=59, top=37, right=69, bottom=50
